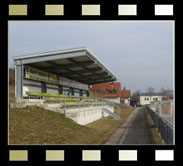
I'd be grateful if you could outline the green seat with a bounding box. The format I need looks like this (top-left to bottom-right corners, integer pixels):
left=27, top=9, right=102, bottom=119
left=25, top=91, right=105, bottom=106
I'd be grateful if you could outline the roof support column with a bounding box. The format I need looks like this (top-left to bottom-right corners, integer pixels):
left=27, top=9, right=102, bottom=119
left=70, top=87, right=74, bottom=96
left=58, top=85, right=63, bottom=94
left=41, top=82, right=47, bottom=93
left=86, top=90, right=89, bottom=97
left=15, top=64, right=24, bottom=99
left=80, top=90, right=83, bottom=97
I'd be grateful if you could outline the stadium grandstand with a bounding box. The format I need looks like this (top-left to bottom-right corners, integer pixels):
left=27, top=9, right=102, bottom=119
left=14, top=47, right=117, bottom=99
left=13, top=47, right=120, bottom=125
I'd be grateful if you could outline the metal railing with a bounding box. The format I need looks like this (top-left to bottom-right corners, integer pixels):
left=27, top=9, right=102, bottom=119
left=150, top=100, right=174, bottom=125
left=25, top=91, right=121, bottom=116
left=46, top=95, right=121, bottom=119
left=146, top=105, right=174, bottom=144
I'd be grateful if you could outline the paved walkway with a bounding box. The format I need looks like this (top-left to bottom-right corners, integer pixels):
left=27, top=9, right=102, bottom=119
left=105, top=107, right=152, bottom=144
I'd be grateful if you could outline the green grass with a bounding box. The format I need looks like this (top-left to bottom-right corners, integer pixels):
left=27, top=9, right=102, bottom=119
left=9, top=105, right=134, bottom=145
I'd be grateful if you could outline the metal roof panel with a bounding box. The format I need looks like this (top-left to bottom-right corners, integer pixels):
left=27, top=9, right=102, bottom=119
left=14, top=47, right=117, bottom=85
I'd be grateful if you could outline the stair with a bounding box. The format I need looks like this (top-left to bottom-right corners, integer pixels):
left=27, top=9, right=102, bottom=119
left=102, top=108, right=121, bottom=120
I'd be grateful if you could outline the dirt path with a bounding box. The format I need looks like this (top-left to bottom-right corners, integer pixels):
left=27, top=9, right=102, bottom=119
left=105, top=107, right=152, bottom=144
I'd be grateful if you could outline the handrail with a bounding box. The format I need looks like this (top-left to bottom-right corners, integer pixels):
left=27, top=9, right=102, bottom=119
left=25, top=91, right=121, bottom=114
left=145, top=105, right=174, bottom=144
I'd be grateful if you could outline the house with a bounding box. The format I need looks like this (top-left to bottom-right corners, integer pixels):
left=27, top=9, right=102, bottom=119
left=118, top=90, right=131, bottom=105
left=139, top=93, right=163, bottom=106
left=90, top=82, right=131, bottom=104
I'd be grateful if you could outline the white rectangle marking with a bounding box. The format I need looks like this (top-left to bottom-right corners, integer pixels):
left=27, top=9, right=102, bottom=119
left=119, top=150, right=137, bottom=161
left=82, top=150, right=101, bottom=161
left=82, top=5, right=100, bottom=16
left=155, top=150, right=174, bottom=161
left=118, top=5, right=137, bottom=15
left=155, top=5, right=173, bottom=15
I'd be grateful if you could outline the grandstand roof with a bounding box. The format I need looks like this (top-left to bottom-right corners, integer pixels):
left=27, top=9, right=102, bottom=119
left=14, top=47, right=117, bottom=85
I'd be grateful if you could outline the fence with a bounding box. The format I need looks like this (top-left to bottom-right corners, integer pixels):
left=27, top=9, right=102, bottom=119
left=146, top=105, right=174, bottom=144
left=150, top=100, right=174, bottom=124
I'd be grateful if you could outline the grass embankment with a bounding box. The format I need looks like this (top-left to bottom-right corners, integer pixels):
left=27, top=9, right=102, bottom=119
left=9, top=85, right=15, bottom=103
left=9, top=68, right=15, bottom=103
left=9, top=105, right=134, bottom=145
left=145, top=109, right=165, bottom=144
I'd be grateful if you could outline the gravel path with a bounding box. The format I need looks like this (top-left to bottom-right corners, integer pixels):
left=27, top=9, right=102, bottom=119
left=105, top=107, right=152, bottom=144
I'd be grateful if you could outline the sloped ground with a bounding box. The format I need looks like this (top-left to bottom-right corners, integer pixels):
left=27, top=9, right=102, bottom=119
left=9, top=105, right=134, bottom=145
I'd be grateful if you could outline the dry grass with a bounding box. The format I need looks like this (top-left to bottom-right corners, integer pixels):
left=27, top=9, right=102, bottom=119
left=87, top=104, right=134, bottom=144
left=9, top=85, right=15, bottom=103
left=9, top=68, right=15, bottom=103
left=145, top=109, right=165, bottom=144
left=9, top=104, right=134, bottom=145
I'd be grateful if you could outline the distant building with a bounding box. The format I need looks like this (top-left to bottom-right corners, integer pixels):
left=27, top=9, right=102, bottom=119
left=161, top=88, right=174, bottom=101
left=139, top=93, right=163, bottom=106
left=118, top=90, right=131, bottom=105
left=90, top=82, right=131, bottom=104
left=166, top=89, right=174, bottom=100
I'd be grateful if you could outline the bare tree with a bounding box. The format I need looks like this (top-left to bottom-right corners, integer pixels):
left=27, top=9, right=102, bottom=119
left=147, top=87, right=155, bottom=96
left=160, top=87, right=167, bottom=96
left=131, top=90, right=141, bottom=102
left=146, top=87, right=155, bottom=101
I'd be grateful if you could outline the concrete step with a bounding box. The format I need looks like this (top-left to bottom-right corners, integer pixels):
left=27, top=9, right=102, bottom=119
left=102, top=108, right=121, bottom=120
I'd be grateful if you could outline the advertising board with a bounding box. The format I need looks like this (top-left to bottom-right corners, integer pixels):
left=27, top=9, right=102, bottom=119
left=24, top=66, right=48, bottom=82
left=24, top=66, right=88, bottom=90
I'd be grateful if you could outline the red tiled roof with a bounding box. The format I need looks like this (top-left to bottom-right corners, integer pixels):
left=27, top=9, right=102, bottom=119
left=90, top=82, right=131, bottom=99
left=118, top=90, right=131, bottom=98
left=90, top=82, right=121, bottom=92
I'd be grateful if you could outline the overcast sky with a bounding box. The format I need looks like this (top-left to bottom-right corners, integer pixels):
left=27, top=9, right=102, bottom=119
left=9, top=21, right=174, bottom=93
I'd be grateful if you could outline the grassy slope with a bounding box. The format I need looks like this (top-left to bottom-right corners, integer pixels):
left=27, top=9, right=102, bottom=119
left=145, top=109, right=165, bottom=144
left=9, top=68, right=15, bottom=103
left=8, top=68, right=134, bottom=144
left=9, top=105, right=134, bottom=145
left=9, top=85, right=15, bottom=103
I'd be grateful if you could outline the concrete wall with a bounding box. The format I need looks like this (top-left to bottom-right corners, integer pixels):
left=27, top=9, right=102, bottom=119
left=10, top=99, right=115, bottom=125
left=23, top=85, right=42, bottom=96
left=65, top=105, right=114, bottom=125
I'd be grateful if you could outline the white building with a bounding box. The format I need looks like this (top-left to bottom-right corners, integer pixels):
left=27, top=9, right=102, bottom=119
left=139, top=93, right=163, bottom=106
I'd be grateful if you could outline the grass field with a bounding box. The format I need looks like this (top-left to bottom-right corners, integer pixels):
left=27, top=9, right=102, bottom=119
left=9, top=105, right=134, bottom=145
